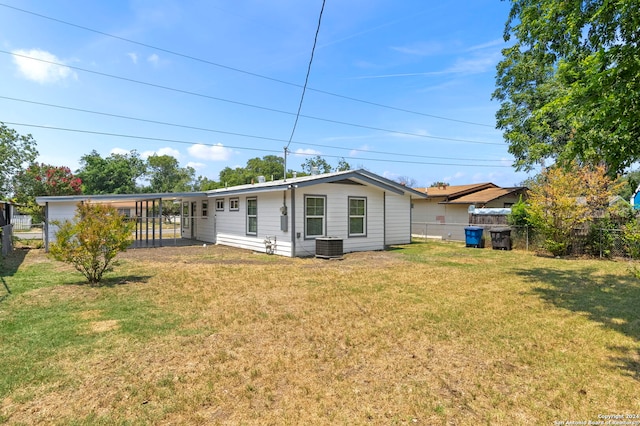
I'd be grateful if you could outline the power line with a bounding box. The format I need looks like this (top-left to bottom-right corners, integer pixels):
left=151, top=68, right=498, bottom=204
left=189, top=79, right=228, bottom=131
left=0, top=96, right=508, bottom=163
left=286, top=0, right=325, bottom=149
left=1, top=50, right=504, bottom=146
left=0, top=2, right=494, bottom=128
left=4, top=121, right=512, bottom=168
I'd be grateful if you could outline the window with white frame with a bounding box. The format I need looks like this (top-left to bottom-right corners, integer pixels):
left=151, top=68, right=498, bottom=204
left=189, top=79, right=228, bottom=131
left=182, top=202, right=189, bottom=228
left=202, top=201, right=209, bottom=218
left=305, top=195, right=326, bottom=238
left=215, top=198, right=224, bottom=211
left=229, top=198, right=239, bottom=211
left=246, top=197, right=257, bottom=235
left=348, top=197, right=366, bottom=236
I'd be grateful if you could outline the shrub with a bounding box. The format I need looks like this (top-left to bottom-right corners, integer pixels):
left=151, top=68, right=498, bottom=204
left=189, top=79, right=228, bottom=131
left=49, top=203, right=135, bottom=284
left=622, top=218, right=640, bottom=260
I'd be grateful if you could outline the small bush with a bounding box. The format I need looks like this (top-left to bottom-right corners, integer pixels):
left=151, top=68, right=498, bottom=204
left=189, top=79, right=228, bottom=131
left=49, top=203, right=135, bottom=284
left=622, top=218, right=640, bottom=260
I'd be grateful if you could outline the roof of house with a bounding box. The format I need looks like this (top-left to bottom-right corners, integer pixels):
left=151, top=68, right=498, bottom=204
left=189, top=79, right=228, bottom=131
left=35, top=169, right=427, bottom=205
left=443, top=187, right=526, bottom=205
left=414, top=182, right=498, bottom=198
left=207, top=169, right=427, bottom=198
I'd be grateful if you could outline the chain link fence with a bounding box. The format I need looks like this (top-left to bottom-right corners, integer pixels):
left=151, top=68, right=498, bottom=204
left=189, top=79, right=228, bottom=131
left=411, top=221, right=635, bottom=258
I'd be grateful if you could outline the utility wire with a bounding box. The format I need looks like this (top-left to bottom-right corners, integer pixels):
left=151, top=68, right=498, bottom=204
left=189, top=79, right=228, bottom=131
left=286, top=0, right=325, bottom=149
left=4, top=121, right=512, bottom=168
left=1, top=50, right=504, bottom=146
left=0, top=2, right=494, bottom=128
left=0, top=95, right=507, bottom=162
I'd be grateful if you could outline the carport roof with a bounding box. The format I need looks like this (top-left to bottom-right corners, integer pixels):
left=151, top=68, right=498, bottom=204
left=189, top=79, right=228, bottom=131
left=35, top=191, right=207, bottom=206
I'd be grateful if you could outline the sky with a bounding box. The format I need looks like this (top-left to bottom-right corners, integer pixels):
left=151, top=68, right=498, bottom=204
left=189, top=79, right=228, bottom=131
left=0, top=0, right=537, bottom=188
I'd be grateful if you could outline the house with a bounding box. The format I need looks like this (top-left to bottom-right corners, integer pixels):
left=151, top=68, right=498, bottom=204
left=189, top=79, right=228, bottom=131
left=411, top=183, right=527, bottom=241
left=36, top=169, right=427, bottom=257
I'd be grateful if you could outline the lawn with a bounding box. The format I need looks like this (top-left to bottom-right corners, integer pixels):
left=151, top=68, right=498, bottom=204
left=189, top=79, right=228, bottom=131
left=0, top=241, right=638, bottom=424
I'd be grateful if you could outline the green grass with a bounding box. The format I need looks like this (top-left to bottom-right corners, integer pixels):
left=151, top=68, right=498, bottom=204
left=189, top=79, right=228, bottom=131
left=0, top=242, right=639, bottom=424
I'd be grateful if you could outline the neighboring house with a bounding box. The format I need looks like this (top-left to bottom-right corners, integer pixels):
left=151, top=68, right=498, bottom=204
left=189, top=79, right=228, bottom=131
left=411, top=183, right=528, bottom=240
left=36, top=169, right=426, bottom=257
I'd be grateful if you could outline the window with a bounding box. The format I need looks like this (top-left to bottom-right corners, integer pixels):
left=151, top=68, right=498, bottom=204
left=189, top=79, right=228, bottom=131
left=246, top=197, right=257, bottom=235
left=202, top=201, right=208, bottom=218
left=182, top=202, right=189, bottom=228
left=349, top=197, right=366, bottom=236
left=215, top=199, right=224, bottom=211
left=305, top=196, right=326, bottom=238
left=117, top=208, right=131, bottom=218
left=230, top=198, right=239, bottom=211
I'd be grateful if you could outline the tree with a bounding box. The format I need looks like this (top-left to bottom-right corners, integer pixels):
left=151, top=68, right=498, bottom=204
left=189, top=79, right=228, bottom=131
left=219, top=155, right=287, bottom=186
left=145, top=155, right=195, bottom=193
left=77, top=150, right=146, bottom=194
left=0, top=123, right=38, bottom=198
left=13, top=163, right=82, bottom=222
left=49, top=203, right=135, bottom=284
left=527, top=162, right=621, bottom=256
left=429, top=181, right=450, bottom=188
left=193, top=176, right=219, bottom=191
left=335, top=158, right=351, bottom=172
left=396, top=176, right=416, bottom=187
left=301, top=155, right=332, bottom=174
left=494, top=0, right=640, bottom=175
left=246, top=155, right=285, bottom=180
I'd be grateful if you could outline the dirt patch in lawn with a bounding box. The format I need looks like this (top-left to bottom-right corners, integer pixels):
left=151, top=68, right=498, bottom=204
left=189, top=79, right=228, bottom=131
left=118, top=244, right=408, bottom=269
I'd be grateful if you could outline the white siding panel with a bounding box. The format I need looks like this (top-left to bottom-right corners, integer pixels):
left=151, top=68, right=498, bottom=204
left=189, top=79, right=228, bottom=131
left=216, top=233, right=292, bottom=256
left=294, top=183, right=387, bottom=255
left=385, top=193, right=411, bottom=245
left=213, top=191, right=294, bottom=256
left=45, top=202, right=78, bottom=242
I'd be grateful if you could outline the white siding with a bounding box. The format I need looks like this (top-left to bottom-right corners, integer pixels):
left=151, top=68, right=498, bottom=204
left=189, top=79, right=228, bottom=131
left=293, top=183, right=386, bottom=256
left=385, top=192, right=412, bottom=245
left=44, top=202, right=78, bottom=242
left=212, top=191, right=294, bottom=256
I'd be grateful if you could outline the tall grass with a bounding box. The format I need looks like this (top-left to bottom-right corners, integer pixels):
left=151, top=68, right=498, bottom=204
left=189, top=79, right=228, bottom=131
left=1, top=242, right=638, bottom=424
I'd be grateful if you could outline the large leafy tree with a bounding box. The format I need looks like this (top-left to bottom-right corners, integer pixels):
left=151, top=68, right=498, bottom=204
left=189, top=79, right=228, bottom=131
left=494, top=0, right=640, bottom=175
left=0, top=123, right=38, bottom=198
left=219, top=155, right=287, bottom=186
left=145, top=155, right=195, bottom=193
left=301, top=155, right=332, bottom=174
left=13, top=163, right=82, bottom=222
left=77, top=150, right=146, bottom=194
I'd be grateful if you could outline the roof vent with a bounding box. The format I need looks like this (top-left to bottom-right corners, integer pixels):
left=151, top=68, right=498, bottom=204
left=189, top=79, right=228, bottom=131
left=257, top=175, right=266, bottom=183
left=311, top=166, right=319, bottom=175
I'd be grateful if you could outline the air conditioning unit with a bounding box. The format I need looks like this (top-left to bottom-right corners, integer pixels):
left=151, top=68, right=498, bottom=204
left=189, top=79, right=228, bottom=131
left=315, top=237, right=343, bottom=259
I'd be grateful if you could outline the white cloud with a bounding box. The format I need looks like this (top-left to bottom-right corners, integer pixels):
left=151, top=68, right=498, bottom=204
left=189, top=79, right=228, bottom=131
left=127, top=52, right=138, bottom=64
left=147, top=53, right=160, bottom=66
left=11, top=48, right=77, bottom=84
left=187, top=161, right=206, bottom=170
left=391, top=41, right=443, bottom=56
left=466, top=38, right=504, bottom=52
left=188, top=143, right=232, bottom=161
left=141, top=147, right=181, bottom=159
left=443, top=171, right=465, bottom=183
left=294, top=148, right=321, bottom=156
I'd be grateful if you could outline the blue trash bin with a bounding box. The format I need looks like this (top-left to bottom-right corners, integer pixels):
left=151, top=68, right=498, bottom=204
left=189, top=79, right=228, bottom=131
left=465, top=226, right=484, bottom=248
